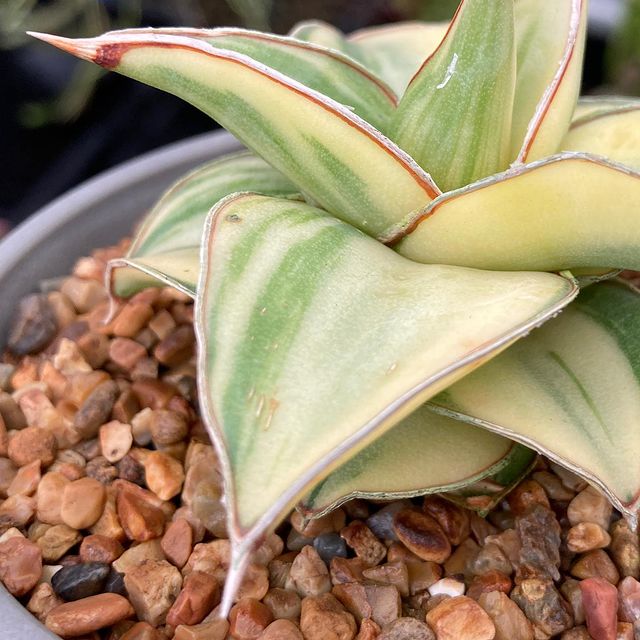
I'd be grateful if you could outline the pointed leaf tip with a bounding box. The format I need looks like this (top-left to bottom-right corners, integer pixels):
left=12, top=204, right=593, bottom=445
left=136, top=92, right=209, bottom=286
left=27, top=32, right=102, bottom=63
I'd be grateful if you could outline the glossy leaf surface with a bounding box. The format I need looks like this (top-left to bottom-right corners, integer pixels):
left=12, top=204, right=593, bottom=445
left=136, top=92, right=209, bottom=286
left=430, top=281, right=640, bottom=519
left=108, top=152, right=298, bottom=298
left=197, top=192, right=577, bottom=545
left=300, top=407, right=533, bottom=519
left=34, top=31, right=438, bottom=240
left=389, top=0, right=516, bottom=191
left=397, top=154, right=640, bottom=271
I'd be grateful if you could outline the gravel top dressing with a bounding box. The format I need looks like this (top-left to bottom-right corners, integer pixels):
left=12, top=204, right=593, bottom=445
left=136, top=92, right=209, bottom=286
left=0, top=242, right=638, bottom=640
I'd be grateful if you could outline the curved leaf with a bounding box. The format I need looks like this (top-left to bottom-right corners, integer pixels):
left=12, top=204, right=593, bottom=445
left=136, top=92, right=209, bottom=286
left=429, top=280, right=640, bottom=521
left=515, top=0, right=587, bottom=163
left=288, top=20, right=356, bottom=57
left=347, top=21, right=448, bottom=97
left=389, top=0, right=516, bottom=191
left=107, top=26, right=397, bottom=133
left=299, top=406, right=533, bottom=520
left=31, top=31, right=439, bottom=240
left=196, top=192, right=577, bottom=611
left=396, top=153, right=640, bottom=272
left=107, top=151, right=298, bottom=298
left=561, top=105, right=640, bottom=170
left=573, top=95, right=640, bottom=121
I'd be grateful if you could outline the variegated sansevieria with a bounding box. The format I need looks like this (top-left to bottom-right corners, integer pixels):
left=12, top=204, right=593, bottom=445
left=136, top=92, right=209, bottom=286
left=32, top=0, right=640, bottom=613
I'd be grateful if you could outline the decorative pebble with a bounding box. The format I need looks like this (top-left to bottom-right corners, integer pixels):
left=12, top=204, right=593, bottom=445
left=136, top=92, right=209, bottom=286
left=8, top=426, right=57, bottom=468
left=51, top=562, right=110, bottom=601
left=393, top=509, right=451, bottom=564
left=104, top=568, right=128, bottom=596
left=423, top=496, right=470, bottom=545
left=341, top=520, right=387, bottom=566
left=60, top=477, right=106, bottom=529
left=477, top=590, right=533, bottom=640
left=100, top=420, right=133, bottom=463
left=426, top=595, right=495, bottom=640
left=259, top=618, right=304, bottom=639
left=379, top=617, right=435, bottom=640
left=166, top=570, right=220, bottom=627
left=567, top=486, right=612, bottom=530
left=428, top=576, right=466, bottom=598
left=7, top=294, right=57, bottom=356
left=566, top=522, right=611, bottom=553
left=571, top=549, right=620, bottom=584
left=289, top=545, right=331, bottom=597
left=229, top=597, right=274, bottom=640
left=36, top=524, right=83, bottom=563
left=580, top=577, right=618, bottom=640
left=45, top=592, right=134, bottom=637
left=313, top=532, right=348, bottom=564
left=0, top=536, right=43, bottom=596
left=74, top=380, right=120, bottom=439
left=143, top=450, right=184, bottom=501
left=300, top=593, right=356, bottom=640
left=618, top=576, right=640, bottom=622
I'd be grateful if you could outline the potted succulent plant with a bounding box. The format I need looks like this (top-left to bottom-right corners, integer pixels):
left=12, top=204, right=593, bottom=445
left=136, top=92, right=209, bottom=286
left=2, top=0, right=640, bottom=637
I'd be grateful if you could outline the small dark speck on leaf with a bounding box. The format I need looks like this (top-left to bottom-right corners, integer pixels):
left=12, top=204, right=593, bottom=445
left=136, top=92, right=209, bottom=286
left=226, top=214, right=242, bottom=223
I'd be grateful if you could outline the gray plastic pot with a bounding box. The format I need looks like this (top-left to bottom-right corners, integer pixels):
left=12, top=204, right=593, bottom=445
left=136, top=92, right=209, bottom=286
left=0, top=130, right=241, bottom=639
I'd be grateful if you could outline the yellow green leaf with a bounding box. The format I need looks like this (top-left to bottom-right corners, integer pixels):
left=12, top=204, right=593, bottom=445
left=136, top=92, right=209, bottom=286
left=389, top=0, right=516, bottom=191
left=430, top=280, right=640, bottom=521
left=396, top=153, right=640, bottom=272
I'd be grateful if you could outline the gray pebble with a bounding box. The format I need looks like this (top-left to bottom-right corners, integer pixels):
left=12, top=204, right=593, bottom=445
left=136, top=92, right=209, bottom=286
left=313, top=532, right=348, bottom=564
left=51, top=562, right=110, bottom=601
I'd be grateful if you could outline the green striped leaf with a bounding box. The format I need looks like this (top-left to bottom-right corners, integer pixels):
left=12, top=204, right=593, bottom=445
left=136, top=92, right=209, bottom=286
left=107, top=151, right=298, bottom=298
left=33, top=31, right=439, bottom=240
left=561, top=105, right=640, bottom=170
left=388, top=0, right=516, bottom=191
left=514, top=0, right=587, bottom=163
left=347, top=22, right=448, bottom=98
left=429, top=280, right=640, bottom=521
left=299, top=406, right=534, bottom=520
left=109, top=27, right=396, bottom=133
left=396, top=153, right=640, bottom=271
left=196, top=192, right=576, bottom=609
left=441, top=444, right=537, bottom=516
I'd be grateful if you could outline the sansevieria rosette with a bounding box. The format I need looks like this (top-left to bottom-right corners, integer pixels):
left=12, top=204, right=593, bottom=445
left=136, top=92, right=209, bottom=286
left=31, top=0, right=640, bottom=610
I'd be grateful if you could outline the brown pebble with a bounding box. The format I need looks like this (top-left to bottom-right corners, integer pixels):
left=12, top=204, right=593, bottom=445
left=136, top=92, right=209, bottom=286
left=610, top=519, right=640, bottom=579
left=0, top=536, right=42, bottom=596
left=144, top=450, right=184, bottom=501
left=37, top=471, right=69, bottom=524
left=167, top=570, right=220, bottom=627
left=117, top=486, right=165, bottom=541
left=45, top=593, right=134, bottom=637
left=124, top=559, right=183, bottom=626
left=60, top=277, right=108, bottom=314
left=120, top=621, right=163, bottom=640
left=174, top=618, right=229, bottom=640
left=477, top=590, right=533, bottom=640
left=229, top=597, right=274, bottom=640
left=566, top=522, right=611, bottom=553
left=362, top=561, right=409, bottom=598
left=74, top=380, right=119, bottom=439
left=85, top=455, right=119, bottom=484
left=113, top=388, right=141, bottom=424
left=37, top=524, right=82, bottom=562
left=567, top=486, right=612, bottom=530
left=511, top=578, right=574, bottom=637
left=258, top=618, right=303, bottom=639
left=580, top=577, right=617, bottom=640
left=183, top=539, right=230, bottom=583
left=154, top=325, right=195, bottom=366
left=8, top=294, right=57, bottom=356
left=393, top=509, right=451, bottom=564
left=238, top=562, right=270, bottom=601
left=333, top=582, right=401, bottom=627
left=426, top=595, right=495, bottom=640
left=289, top=544, right=331, bottom=597
left=60, top=477, right=106, bottom=529
left=466, top=569, right=512, bottom=600
left=291, top=509, right=345, bottom=537
left=507, top=479, right=550, bottom=515
left=0, top=493, right=35, bottom=527
left=162, top=518, right=193, bottom=569
left=379, top=617, right=434, bottom=640
left=407, top=560, right=442, bottom=595
left=330, top=556, right=367, bottom=585
left=263, top=587, right=301, bottom=620
left=100, top=420, right=133, bottom=463
left=80, top=534, right=124, bottom=564
left=423, top=496, right=470, bottom=545
left=7, top=459, right=41, bottom=496
left=300, top=593, right=356, bottom=640
left=571, top=549, right=620, bottom=584
left=341, top=520, right=387, bottom=566
left=113, top=302, right=154, bottom=338
left=27, top=582, right=64, bottom=622
left=8, top=426, right=57, bottom=467
left=132, top=378, right=177, bottom=410
left=112, top=539, right=164, bottom=575
left=150, top=409, right=189, bottom=446
left=109, top=338, right=147, bottom=371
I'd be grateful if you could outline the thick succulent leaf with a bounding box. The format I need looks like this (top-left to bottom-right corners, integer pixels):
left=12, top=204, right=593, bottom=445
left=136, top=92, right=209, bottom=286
left=299, top=406, right=533, bottom=520
left=430, top=280, right=640, bottom=520
left=573, top=95, right=640, bottom=120
left=442, top=445, right=537, bottom=516
left=107, top=152, right=298, bottom=298
left=389, top=0, right=516, bottom=191
left=396, top=153, right=640, bottom=272
left=561, top=106, right=640, bottom=170
left=32, top=31, right=439, bottom=240
left=197, top=191, right=576, bottom=586
left=515, top=0, right=587, bottom=163
left=347, top=22, right=448, bottom=97
left=107, top=27, right=396, bottom=132
left=288, top=20, right=357, bottom=57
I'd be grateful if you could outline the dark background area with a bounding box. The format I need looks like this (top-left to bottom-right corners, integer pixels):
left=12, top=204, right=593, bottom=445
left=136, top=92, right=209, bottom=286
left=1, top=0, right=639, bottom=235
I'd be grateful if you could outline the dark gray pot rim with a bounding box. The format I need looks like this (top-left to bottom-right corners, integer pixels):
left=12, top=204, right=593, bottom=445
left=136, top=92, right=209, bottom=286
left=0, top=129, right=241, bottom=639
